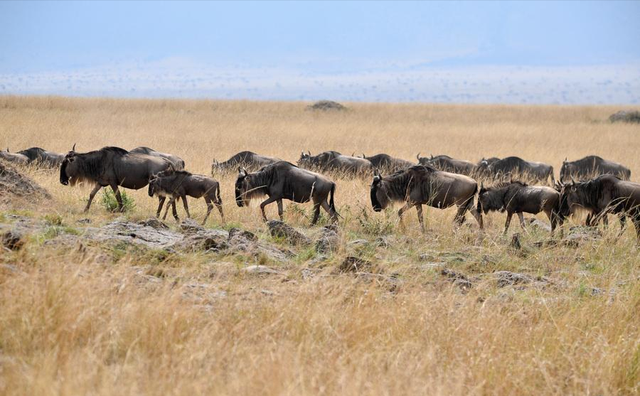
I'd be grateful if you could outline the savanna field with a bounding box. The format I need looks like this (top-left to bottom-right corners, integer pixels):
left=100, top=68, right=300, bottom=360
left=0, top=96, right=639, bottom=395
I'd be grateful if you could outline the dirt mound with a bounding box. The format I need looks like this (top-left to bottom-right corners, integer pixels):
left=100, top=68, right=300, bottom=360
left=0, top=160, right=51, bottom=203
left=609, top=110, right=640, bottom=123
left=306, top=100, right=347, bottom=112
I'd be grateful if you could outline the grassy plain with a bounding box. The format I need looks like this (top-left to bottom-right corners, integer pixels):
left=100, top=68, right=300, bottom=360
left=0, top=96, right=638, bottom=395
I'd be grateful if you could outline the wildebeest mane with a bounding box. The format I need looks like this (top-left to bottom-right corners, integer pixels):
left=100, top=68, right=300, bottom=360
left=383, top=165, right=435, bottom=201
left=17, top=147, right=46, bottom=161
left=65, top=146, right=129, bottom=181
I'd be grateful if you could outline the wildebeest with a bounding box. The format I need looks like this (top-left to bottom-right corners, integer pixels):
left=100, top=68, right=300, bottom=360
left=477, top=181, right=562, bottom=234
left=130, top=146, right=185, bottom=170
left=361, top=153, right=413, bottom=173
left=475, top=157, right=501, bottom=177
left=0, top=149, right=29, bottom=165
left=370, top=165, right=483, bottom=232
left=235, top=161, right=338, bottom=225
left=417, top=154, right=477, bottom=176
left=148, top=170, right=223, bottom=225
left=298, top=151, right=373, bottom=175
left=482, top=156, right=555, bottom=184
left=559, top=155, right=631, bottom=182
left=559, top=175, right=640, bottom=239
left=59, top=145, right=174, bottom=212
left=15, top=147, right=64, bottom=168
left=211, top=151, right=280, bottom=174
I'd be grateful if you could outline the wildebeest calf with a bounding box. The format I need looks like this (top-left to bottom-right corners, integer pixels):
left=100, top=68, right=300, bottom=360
left=478, top=181, right=562, bottom=234
left=148, top=170, right=224, bottom=225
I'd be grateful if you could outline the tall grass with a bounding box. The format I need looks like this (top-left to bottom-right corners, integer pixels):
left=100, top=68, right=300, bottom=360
left=0, top=96, right=638, bottom=395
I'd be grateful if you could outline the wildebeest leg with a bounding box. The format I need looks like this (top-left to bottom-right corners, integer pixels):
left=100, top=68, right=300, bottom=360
left=202, top=197, right=213, bottom=225
left=416, top=204, right=425, bottom=233
left=84, top=184, right=102, bottom=212
left=259, top=196, right=279, bottom=222
left=311, top=202, right=321, bottom=225
left=471, top=207, right=484, bottom=230
left=633, top=213, right=640, bottom=241
left=545, top=209, right=556, bottom=235
left=517, top=212, right=526, bottom=230
left=504, top=212, right=513, bottom=234
left=320, top=201, right=337, bottom=223
left=277, top=199, right=284, bottom=221
left=171, top=199, right=179, bottom=221
left=453, top=204, right=468, bottom=226
left=397, top=202, right=413, bottom=228
left=181, top=194, right=191, bottom=218
left=111, top=185, right=124, bottom=211
left=162, top=198, right=174, bottom=220
left=156, top=196, right=166, bottom=218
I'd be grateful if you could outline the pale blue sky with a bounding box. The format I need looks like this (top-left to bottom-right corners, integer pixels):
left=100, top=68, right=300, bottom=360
left=1, top=1, right=639, bottom=103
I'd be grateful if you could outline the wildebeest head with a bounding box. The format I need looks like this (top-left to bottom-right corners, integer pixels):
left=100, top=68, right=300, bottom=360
left=148, top=176, right=160, bottom=197
left=415, top=153, right=432, bottom=165
left=235, top=167, right=261, bottom=207
left=59, top=143, right=78, bottom=186
left=477, top=182, right=507, bottom=214
left=558, top=179, right=589, bottom=217
left=559, top=158, right=574, bottom=182
left=297, top=151, right=312, bottom=167
left=370, top=169, right=388, bottom=212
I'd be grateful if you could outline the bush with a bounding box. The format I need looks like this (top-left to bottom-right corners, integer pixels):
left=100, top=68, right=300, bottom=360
left=100, top=189, right=136, bottom=213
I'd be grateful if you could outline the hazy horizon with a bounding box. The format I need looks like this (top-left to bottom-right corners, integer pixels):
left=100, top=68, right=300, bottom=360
left=1, top=1, right=639, bottom=104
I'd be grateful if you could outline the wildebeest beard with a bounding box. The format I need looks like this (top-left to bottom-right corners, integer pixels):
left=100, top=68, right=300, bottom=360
left=564, top=180, right=603, bottom=214
left=236, top=166, right=274, bottom=205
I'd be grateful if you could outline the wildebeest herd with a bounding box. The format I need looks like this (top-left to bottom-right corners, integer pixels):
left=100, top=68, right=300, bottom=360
left=2, top=144, right=639, bottom=239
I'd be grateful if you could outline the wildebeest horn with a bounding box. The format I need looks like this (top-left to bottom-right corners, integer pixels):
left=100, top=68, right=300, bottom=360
left=5, top=147, right=8, bottom=152
left=72, top=143, right=76, bottom=151
left=361, top=153, right=366, bottom=159
left=430, top=154, right=433, bottom=160
left=416, top=153, right=421, bottom=160
left=564, top=157, right=568, bottom=163
left=373, top=168, right=380, bottom=177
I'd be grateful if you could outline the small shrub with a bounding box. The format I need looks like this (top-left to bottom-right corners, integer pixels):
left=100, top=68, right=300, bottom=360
left=100, top=189, right=136, bottom=213
left=357, top=208, right=395, bottom=235
left=43, top=213, right=64, bottom=226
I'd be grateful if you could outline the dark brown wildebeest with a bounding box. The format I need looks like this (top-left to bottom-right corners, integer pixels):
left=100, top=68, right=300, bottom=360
left=559, top=155, right=631, bottom=183
left=475, top=157, right=501, bottom=177
left=0, top=149, right=29, bottom=165
left=370, top=165, right=483, bottom=232
left=212, top=151, right=280, bottom=174
left=559, top=175, right=640, bottom=239
left=59, top=145, right=174, bottom=212
left=148, top=170, right=224, bottom=225
left=417, top=154, right=477, bottom=176
left=235, top=161, right=338, bottom=225
left=16, top=147, right=64, bottom=168
left=298, top=150, right=373, bottom=175
left=483, top=156, right=555, bottom=184
left=361, top=153, right=413, bottom=173
left=130, top=146, right=185, bottom=170
left=477, top=181, right=562, bottom=234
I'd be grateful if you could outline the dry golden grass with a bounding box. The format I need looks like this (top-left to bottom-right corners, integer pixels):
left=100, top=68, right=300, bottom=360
left=0, top=96, right=639, bottom=395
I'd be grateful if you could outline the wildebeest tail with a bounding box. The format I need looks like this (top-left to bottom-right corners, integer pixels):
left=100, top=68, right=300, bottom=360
left=330, top=183, right=336, bottom=212
left=216, top=184, right=222, bottom=204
